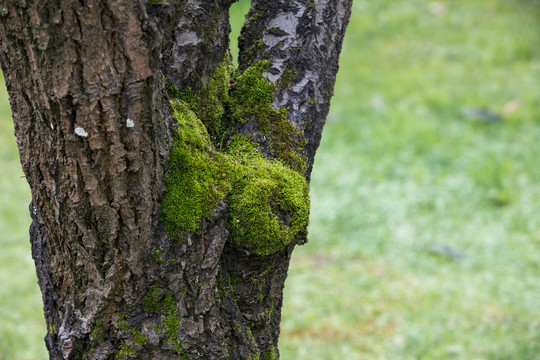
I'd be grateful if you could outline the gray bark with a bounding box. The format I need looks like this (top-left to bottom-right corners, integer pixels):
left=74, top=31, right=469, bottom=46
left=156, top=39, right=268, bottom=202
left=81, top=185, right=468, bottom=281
left=239, top=0, right=352, bottom=178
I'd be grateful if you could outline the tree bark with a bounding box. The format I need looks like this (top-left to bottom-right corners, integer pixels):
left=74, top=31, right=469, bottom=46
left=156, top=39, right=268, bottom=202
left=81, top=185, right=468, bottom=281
left=0, top=0, right=352, bottom=359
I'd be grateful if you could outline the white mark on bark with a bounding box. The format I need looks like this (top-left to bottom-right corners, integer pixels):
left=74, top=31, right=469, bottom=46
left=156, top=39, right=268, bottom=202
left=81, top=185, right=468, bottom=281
left=50, top=123, right=54, bottom=130
left=263, top=34, right=283, bottom=48
left=267, top=13, right=298, bottom=37
left=291, top=72, right=311, bottom=92
left=175, top=31, right=200, bottom=46
left=74, top=127, right=88, bottom=137
left=126, top=118, right=134, bottom=128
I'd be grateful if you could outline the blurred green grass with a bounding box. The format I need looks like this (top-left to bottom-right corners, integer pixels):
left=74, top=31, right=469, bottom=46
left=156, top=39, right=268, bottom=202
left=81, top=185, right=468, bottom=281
left=2, top=0, right=540, bottom=358
left=0, top=76, right=46, bottom=358
left=278, top=1, right=540, bottom=359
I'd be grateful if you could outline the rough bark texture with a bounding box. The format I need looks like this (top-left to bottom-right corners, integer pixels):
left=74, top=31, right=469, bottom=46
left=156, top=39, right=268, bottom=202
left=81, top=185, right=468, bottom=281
left=239, top=0, right=352, bottom=178
left=0, top=0, right=352, bottom=359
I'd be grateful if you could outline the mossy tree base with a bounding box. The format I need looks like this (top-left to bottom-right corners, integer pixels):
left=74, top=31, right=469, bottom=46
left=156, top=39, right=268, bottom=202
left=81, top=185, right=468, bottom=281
left=0, top=0, right=352, bottom=358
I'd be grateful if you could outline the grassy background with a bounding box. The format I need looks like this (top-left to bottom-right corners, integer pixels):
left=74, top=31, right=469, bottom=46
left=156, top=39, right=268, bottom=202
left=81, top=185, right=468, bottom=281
left=2, top=0, right=540, bottom=358
left=0, top=78, right=45, bottom=357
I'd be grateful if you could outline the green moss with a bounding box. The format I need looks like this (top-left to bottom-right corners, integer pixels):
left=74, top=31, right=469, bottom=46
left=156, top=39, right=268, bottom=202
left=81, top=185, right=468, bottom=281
left=90, top=318, right=106, bottom=342
left=167, top=57, right=232, bottom=144
left=162, top=105, right=309, bottom=254
left=247, top=10, right=262, bottom=25
left=203, top=4, right=220, bottom=43
left=143, top=287, right=174, bottom=314
left=116, top=341, right=135, bottom=359
left=132, top=329, right=147, bottom=346
left=153, top=248, right=165, bottom=263
left=113, top=314, right=148, bottom=359
left=262, top=345, right=277, bottom=360
left=48, top=322, right=55, bottom=336
left=161, top=101, right=231, bottom=240
left=195, top=57, right=232, bottom=141
left=229, top=61, right=276, bottom=123
left=229, top=61, right=307, bottom=173
left=242, top=39, right=265, bottom=66
left=143, top=287, right=185, bottom=356
left=277, top=65, right=296, bottom=89
left=161, top=60, right=310, bottom=255
left=264, top=301, right=275, bottom=321
left=167, top=86, right=198, bottom=112
left=226, top=136, right=309, bottom=255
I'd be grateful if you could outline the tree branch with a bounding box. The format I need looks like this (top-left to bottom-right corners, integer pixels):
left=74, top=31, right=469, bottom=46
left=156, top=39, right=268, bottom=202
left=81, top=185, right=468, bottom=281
left=149, top=0, right=236, bottom=92
left=239, top=0, right=353, bottom=177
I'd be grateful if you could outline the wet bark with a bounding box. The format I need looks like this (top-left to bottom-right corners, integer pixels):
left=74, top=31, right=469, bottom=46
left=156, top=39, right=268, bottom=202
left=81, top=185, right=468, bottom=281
left=0, top=0, right=352, bottom=359
left=239, top=0, right=352, bottom=178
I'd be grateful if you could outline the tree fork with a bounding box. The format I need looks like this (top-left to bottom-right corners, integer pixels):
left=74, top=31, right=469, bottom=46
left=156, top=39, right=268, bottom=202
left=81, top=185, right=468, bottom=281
left=0, top=0, right=352, bottom=358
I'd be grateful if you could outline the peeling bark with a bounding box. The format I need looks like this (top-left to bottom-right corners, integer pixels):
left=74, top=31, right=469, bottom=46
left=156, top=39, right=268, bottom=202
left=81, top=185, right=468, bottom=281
left=0, top=0, right=352, bottom=358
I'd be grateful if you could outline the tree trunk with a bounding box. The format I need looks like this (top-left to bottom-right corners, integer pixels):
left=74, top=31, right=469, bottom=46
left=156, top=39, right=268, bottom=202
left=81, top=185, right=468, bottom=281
left=0, top=0, right=352, bottom=358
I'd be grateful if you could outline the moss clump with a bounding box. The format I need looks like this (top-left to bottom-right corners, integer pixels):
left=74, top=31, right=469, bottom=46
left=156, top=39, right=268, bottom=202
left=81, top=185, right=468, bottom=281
left=195, top=58, right=232, bottom=141
left=161, top=101, right=231, bottom=239
left=277, top=65, right=296, bottom=89
left=167, top=57, right=232, bottom=144
left=166, top=86, right=198, bottom=111
left=162, top=114, right=309, bottom=254
left=153, top=248, right=165, bottom=263
left=90, top=318, right=106, bottom=342
left=161, top=60, right=310, bottom=255
left=116, top=342, right=135, bottom=359
left=229, top=61, right=276, bottom=123
left=229, top=61, right=307, bottom=173
left=226, top=137, right=309, bottom=255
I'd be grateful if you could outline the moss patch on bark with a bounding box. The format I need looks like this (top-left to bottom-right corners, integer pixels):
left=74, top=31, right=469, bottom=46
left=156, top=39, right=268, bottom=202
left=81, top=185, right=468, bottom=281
left=167, top=57, right=232, bottom=145
left=143, top=287, right=187, bottom=358
left=160, top=101, right=231, bottom=240
left=229, top=61, right=307, bottom=173
left=161, top=58, right=310, bottom=255
left=226, top=137, right=309, bottom=255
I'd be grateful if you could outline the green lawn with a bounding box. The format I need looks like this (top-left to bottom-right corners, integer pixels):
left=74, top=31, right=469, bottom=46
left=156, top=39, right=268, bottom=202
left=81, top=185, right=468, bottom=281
left=0, top=78, right=45, bottom=358
left=2, top=0, right=540, bottom=358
